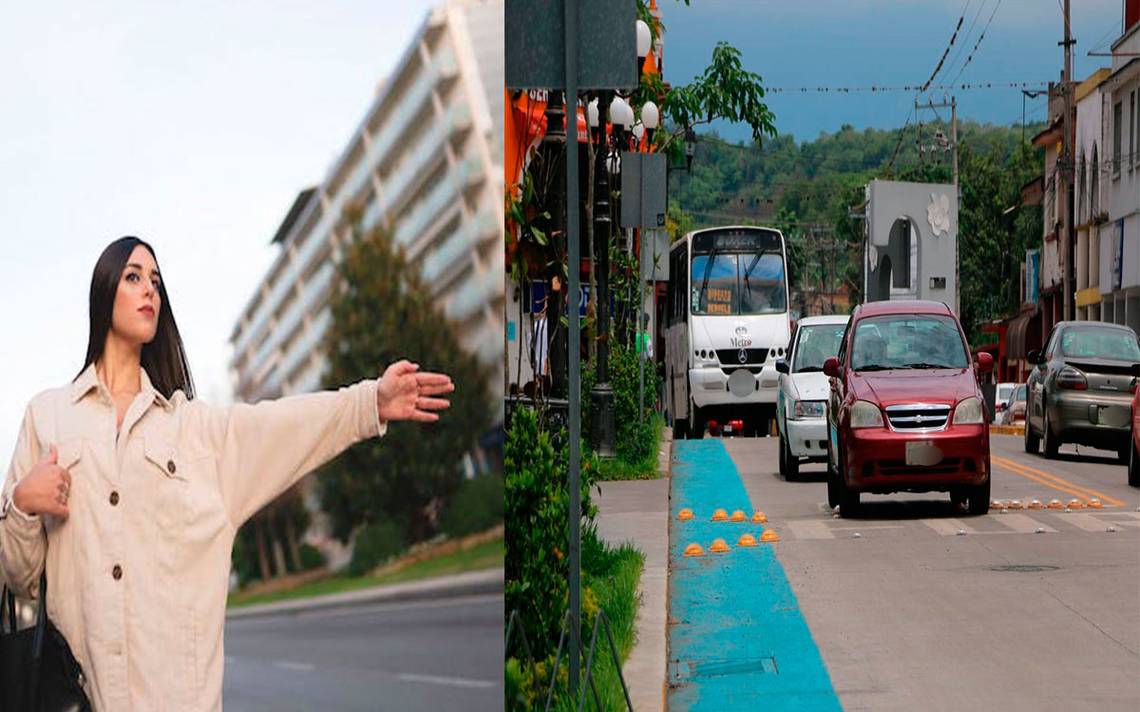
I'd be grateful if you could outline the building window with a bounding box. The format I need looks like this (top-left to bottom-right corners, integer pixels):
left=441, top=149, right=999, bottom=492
left=1131, top=91, right=1136, bottom=171
left=1113, top=101, right=1122, bottom=179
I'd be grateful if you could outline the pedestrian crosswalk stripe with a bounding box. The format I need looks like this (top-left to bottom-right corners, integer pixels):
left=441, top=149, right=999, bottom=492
left=782, top=511, right=1139, bottom=539
left=921, top=518, right=975, bottom=536
left=992, top=513, right=1058, bottom=534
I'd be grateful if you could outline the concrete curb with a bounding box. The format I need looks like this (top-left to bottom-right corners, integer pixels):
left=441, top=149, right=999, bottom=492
left=226, top=568, right=504, bottom=621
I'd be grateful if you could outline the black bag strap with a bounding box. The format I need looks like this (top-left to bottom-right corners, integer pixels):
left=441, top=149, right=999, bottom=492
left=2, top=585, right=14, bottom=634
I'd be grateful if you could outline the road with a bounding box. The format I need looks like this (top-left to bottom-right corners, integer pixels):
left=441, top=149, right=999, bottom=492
left=223, top=594, right=503, bottom=711
left=697, top=432, right=1139, bottom=711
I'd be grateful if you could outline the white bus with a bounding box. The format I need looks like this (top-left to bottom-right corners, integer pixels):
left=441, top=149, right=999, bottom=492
left=664, top=225, right=792, bottom=438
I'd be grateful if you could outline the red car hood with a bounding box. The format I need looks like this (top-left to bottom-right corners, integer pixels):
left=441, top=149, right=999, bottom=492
left=850, top=368, right=978, bottom=407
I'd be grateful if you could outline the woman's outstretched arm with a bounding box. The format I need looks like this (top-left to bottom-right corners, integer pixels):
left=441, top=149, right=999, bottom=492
left=202, top=360, right=453, bottom=528
left=0, top=406, right=55, bottom=598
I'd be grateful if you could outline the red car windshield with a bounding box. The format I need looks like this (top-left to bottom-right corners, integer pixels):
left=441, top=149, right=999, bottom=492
left=851, top=314, right=969, bottom=371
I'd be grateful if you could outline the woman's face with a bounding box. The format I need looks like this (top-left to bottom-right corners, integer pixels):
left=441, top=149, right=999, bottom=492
left=111, top=245, right=162, bottom=346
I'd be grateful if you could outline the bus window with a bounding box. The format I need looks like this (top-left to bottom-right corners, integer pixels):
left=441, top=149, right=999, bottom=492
left=690, top=252, right=786, bottom=316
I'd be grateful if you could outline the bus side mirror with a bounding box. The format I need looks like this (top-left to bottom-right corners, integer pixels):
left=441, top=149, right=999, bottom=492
left=775, top=359, right=790, bottom=375
left=823, top=357, right=840, bottom=378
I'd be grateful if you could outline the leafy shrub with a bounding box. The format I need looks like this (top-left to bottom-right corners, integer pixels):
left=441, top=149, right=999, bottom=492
left=504, top=406, right=598, bottom=665
left=348, top=520, right=407, bottom=577
left=298, top=543, right=325, bottom=571
left=440, top=472, right=504, bottom=538
left=581, top=343, right=663, bottom=470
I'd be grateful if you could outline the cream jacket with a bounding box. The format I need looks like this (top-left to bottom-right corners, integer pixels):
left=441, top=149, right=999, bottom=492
left=0, top=363, right=387, bottom=711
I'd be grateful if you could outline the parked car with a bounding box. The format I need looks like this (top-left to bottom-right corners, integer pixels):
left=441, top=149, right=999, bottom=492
left=995, top=382, right=1018, bottom=419
left=823, top=300, right=992, bottom=517
left=1000, top=383, right=1027, bottom=425
left=1024, top=321, right=1140, bottom=462
left=1130, top=380, right=1140, bottom=487
left=775, top=314, right=850, bottom=479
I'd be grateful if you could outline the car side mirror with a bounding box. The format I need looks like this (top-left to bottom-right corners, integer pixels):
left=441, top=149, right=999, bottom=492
left=823, top=357, right=840, bottom=378
left=775, top=359, right=790, bottom=375
left=975, top=352, right=994, bottom=374
left=1026, top=349, right=1041, bottom=365
left=1131, top=363, right=1140, bottom=378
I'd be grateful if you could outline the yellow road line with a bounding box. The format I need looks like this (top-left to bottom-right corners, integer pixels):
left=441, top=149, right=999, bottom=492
left=991, top=455, right=1126, bottom=507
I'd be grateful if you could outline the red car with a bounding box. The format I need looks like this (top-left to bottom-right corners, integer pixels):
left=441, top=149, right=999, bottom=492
left=824, top=300, right=993, bottom=517
left=1130, top=375, right=1140, bottom=487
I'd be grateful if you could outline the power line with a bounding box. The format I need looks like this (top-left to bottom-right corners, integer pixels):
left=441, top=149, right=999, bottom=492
left=947, top=0, right=1004, bottom=87
left=941, top=0, right=990, bottom=86
left=920, top=2, right=970, bottom=92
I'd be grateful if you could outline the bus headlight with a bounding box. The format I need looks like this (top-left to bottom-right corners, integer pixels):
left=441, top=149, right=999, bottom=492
left=850, top=400, right=884, bottom=429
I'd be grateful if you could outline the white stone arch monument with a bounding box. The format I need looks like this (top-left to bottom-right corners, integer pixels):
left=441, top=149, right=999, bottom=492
left=864, top=179, right=958, bottom=310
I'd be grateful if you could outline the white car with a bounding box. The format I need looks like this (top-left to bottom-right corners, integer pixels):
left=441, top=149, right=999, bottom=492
left=775, top=314, right=850, bottom=479
left=995, top=382, right=1018, bottom=420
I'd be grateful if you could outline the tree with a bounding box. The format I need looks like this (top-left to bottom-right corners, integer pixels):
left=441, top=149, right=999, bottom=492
left=315, top=224, right=493, bottom=544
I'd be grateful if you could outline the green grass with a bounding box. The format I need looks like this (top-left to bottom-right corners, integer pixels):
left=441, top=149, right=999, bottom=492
left=506, top=532, right=645, bottom=711
left=228, top=537, right=503, bottom=609
left=594, top=418, right=665, bottom=481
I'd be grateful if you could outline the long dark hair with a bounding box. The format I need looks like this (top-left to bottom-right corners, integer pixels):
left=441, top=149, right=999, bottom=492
left=76, top=237, right=195, bottom=400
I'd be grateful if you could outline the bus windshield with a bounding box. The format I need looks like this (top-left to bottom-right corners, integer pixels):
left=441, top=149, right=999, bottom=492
left=690, top=252, right=786, bottom=316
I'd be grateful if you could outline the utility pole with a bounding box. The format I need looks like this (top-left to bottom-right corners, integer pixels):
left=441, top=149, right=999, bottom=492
left=1060, top=0, right=1075, bottom=321
left=915, top=96, right=960, bottom=313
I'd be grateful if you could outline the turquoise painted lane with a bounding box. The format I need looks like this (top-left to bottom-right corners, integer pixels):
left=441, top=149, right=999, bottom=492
left=667, top=440, right=841, bottom=711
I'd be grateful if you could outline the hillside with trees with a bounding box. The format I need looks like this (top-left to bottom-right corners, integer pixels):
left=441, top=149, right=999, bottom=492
left=666, top=118, right=1046, bottom=342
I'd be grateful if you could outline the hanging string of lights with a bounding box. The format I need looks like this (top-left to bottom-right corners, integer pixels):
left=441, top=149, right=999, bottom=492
left=765, top=80, right=1049, bottom=95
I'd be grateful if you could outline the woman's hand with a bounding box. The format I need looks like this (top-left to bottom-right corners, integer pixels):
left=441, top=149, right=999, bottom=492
left=12, top=446, right=71, bottom=518
left=376, top=360, right=455, bottom=424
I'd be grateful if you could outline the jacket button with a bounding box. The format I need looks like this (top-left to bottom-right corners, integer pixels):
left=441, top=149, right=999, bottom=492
left=109, top=491, right=119, bottom=506
left=112, top=565, right=123, bottom=580
left=167, top=460, right=176, bottom=474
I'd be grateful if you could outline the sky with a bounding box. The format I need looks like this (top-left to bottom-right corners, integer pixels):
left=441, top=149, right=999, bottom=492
left=661, top=0, right=1123, bottom=143
left=0, top=1, right=436, bottom=455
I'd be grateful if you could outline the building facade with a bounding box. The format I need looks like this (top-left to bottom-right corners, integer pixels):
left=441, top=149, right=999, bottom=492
left=229, top=0, right=504, bottom=571
left=1097, top=2, right=1140, bottom=333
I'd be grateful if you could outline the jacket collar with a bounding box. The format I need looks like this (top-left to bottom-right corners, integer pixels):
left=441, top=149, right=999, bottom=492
left=71, top=362, right=173, bottom=412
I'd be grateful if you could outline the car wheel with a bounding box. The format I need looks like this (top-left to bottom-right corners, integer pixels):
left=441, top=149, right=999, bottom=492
left=966, top=477, right=991, bottom=516
left=826, top=443, right=841, bottom=509
left=1024, top=409, right=1039, bottom=453
left=1117, top=442, right=1130, bottom=465
left=835, top=450, right=860, bottom=517
left=1042, top=402, right=1059, bottom=459
left=780, top=435, right=799, bottom=481
left=1129, top=437, right=1140, bottom=487
left=689, top=400, right=705, bottom=440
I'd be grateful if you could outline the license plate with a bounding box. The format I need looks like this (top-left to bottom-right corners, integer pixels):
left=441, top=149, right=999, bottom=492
left=905, top=441, right=943, bottom=466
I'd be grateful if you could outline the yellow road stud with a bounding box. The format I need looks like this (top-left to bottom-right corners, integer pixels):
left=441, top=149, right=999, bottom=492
left=1067, top=499, right=1084, bottom=509
left=1047, top=499, right=1063, bottom=509
left=683, top=543, right=705, bottom=557
left=737, top=533, right=758, bottom=547
left=760, top=529, right=779, bottom=543
left=730, top=510, right=747, bottom=522
left=709, top=538, right=730, bottom=553
left=711, top=509, right=729, bottom=521
left=1028, top=499, right=1044, bottom=509
left=1008, top=500, right=1023, bottom=510
left=678, top=508, right=694, bottom=521
left=752, top=511, right=768, bottom=523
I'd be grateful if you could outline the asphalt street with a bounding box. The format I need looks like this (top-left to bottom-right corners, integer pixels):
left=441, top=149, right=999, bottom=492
left=707, top=432, right=1140, bottom=712
left=222, top=594, right=503, bottom=711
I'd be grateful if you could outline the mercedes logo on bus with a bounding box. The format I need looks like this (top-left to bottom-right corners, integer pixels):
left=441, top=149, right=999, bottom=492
left=738, top=349, right=748, bottom=364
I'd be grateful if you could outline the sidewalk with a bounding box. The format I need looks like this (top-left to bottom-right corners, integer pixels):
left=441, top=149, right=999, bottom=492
left=594, top=431, right=672, bottom=712
left=226, top=568, right=504, bottom=620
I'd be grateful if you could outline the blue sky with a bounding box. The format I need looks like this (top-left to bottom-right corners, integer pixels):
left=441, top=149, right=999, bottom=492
left=660, top=0, right=1122, bottom=142
left=0, top=1, right=435, bottom=452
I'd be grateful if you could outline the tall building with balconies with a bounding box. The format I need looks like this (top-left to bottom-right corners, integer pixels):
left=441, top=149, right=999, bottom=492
left=228, top=0, right=503, bottom=571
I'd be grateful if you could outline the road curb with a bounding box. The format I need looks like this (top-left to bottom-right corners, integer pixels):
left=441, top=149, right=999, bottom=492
left=226, top=568, right=504, bottom=620
left=990, top=424, right=1025, bottom=436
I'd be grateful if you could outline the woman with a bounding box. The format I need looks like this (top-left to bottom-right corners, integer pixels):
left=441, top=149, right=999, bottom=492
left=0, top=237, right=455, bottom=710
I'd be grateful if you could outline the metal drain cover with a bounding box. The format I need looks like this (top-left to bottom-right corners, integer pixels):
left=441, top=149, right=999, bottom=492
left=987, top=564, right=1060, bottom=573
left=670, top=656, right=778, bottom=681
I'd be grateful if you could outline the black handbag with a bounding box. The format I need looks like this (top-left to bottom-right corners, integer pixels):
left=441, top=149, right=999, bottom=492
left=0, top=573, right=91, bottom=712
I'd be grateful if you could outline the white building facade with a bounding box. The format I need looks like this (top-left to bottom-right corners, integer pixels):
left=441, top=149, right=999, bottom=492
left=228, top=0, right=504, bottom=567
left=1097, top=11, right=1140, bottom=333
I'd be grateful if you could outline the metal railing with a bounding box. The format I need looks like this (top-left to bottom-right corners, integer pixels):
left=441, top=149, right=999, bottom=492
left=505, top=608, right=633, bottom=712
